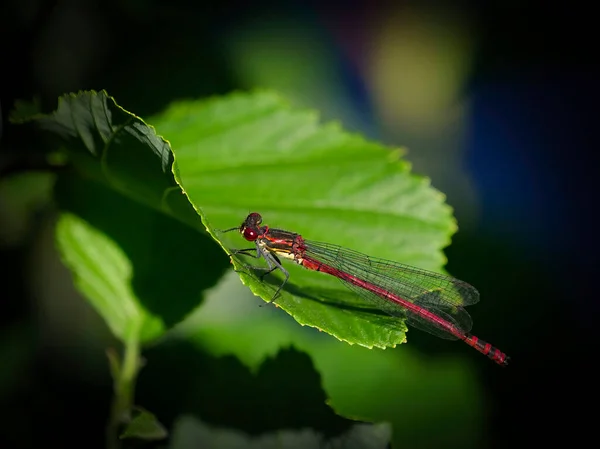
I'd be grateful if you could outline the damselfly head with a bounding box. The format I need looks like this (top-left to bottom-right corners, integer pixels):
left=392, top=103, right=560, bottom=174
left=240, top=213, right=263, bottom=241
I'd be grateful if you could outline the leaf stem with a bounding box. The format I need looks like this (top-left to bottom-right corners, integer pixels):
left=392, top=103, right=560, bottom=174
left=106, top=332, right=141, bottom=449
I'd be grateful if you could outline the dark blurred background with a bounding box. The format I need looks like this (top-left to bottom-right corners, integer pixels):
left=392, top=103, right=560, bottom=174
left=1, top=1, right=598, bottom=448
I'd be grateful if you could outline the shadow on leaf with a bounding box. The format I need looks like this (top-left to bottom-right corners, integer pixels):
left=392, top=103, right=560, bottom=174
left=54, top=173, right=228, bottom=329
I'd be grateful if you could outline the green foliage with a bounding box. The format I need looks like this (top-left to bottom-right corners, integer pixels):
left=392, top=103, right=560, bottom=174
left=13, top=90, right=480, bottom=448
left=120, top=407, right=167, bottom=441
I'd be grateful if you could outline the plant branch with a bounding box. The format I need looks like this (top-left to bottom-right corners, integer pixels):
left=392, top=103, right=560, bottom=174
left=106, top=332, right=141, bottom=449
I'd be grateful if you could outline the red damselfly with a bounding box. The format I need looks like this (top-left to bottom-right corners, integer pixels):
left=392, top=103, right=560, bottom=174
left=223, top=212, right=509, bottom=366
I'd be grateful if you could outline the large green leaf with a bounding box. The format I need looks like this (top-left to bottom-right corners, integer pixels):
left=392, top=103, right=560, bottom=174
left=151, top=90, right=456, bottom=349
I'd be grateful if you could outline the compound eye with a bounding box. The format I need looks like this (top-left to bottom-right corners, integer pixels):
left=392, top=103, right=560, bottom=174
left=243, top=227, right=259, bottom=241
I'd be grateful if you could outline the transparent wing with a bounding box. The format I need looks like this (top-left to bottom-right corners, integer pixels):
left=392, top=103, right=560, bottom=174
left=304, top=240, right=478, bottom=340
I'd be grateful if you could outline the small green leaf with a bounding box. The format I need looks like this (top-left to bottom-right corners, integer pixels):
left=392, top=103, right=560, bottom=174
left=120, top=407, right=167, bottom=441
left=151, top=90, right=456, bottom=350
left=53, top=173, right=227, bottom=344
left=56, top=212, right=164, bottom=343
